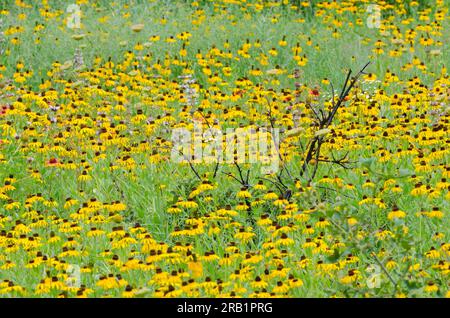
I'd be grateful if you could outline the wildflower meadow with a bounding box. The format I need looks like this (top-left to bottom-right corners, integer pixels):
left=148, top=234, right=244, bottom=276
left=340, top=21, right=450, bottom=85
left=0, top=0, right=449, bottom=299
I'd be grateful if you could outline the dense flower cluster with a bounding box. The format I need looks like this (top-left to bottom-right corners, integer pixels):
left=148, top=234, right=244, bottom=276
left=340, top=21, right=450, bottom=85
left=0, top=0, right=448, bottom=297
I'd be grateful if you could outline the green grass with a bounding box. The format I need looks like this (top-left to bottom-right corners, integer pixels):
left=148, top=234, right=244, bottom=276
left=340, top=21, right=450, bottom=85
left=0, top=0, right=449, bottom=298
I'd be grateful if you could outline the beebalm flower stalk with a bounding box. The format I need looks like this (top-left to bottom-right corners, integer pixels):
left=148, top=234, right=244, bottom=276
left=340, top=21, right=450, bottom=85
left=73, top=48, right=84, bottom=71
left=179, top=74, right=198, bottom=109
left=0, top=19, right=5, bottom=56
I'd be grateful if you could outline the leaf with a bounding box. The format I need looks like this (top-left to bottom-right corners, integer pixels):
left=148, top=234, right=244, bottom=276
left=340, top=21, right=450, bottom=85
left=398, top=168, right=413, bottom=177
left=60, top=60, right=73, bottom=71
left=188, top=261, right=203, bottom=278
left=131, top=24, right=145, bottom=32
left=358, top=157, right=376, bottom=168
left=429, top=49, right=441, bottom=56
left=367, top=273, right=381, bottom=289
left=314, top=128, right=330, bottom=137
left=326, top=249, right=341, bottom=263
left=285, top=127, right=305, bottom=138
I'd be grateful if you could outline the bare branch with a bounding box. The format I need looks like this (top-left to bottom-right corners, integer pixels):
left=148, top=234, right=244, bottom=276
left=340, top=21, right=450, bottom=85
left=300, top=62, right=370, bottom=181
left=222, top=172, right=242, bottom=184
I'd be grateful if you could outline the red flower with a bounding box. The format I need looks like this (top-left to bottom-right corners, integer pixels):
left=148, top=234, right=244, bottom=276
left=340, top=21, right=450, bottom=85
left=0, top=105, right=8, bottom=115
left=47, top=158, right=59, bottom=166
left=310, top=89, right=319, bottom=96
